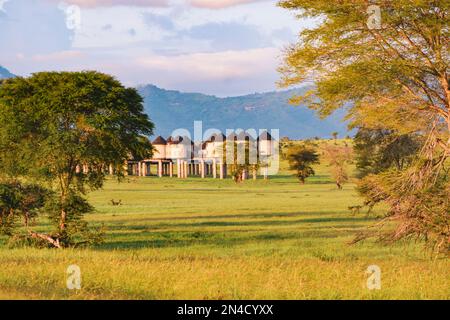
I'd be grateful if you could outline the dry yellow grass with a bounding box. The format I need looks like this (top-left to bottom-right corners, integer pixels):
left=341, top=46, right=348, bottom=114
left=0, top=140, right=448, bottom=299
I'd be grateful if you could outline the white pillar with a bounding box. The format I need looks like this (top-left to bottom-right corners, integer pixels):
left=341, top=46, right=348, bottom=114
left=219, top=163, right=224, bottom=179
left=143, top=162, right=148, bottom=177
left=177, top=160, right=181, bottom=178
left=180, top=161, right=184, bottom=179
left=158, top=160, right=163, bottom=178
left=184, top=161, right=188, bottom=178
left=212, top=159, right=217, bottom=179
left=200, top=160, right=205, bottom=178
left=170, top=162, right=173, bottom=177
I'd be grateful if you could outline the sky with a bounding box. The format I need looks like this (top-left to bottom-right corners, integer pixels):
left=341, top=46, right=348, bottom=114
left=0, top=0, right=314, bottom=96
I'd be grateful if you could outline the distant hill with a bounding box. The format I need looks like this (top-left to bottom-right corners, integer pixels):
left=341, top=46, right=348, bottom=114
left=138, top=85, right=350, bottom=139
left=0, top=66, right=15, bottom=79
left=0, top=66, right=349, bottom=139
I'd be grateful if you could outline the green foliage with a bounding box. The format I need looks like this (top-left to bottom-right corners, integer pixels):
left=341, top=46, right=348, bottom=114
left=0, top=71, right=154, bottom=247
left=287, top=145, right=320, bottom=183
left=0, top=181, right=50, bottom=236
left=0, top=183, right=18, bottom=235
left=354, top=128, right=422, bottom=178
left=279, top=0, right=449, bottom=254
left=225, top=139, right=260, bottom=183
left=355, top=170, right=449, bottom=254
left=332, top=132, right=338, bottom=141
left=323, top=145, right=353, bottom=189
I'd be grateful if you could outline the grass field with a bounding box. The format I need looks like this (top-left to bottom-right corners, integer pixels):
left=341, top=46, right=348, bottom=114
left=0, top=141, right=448, bottom=299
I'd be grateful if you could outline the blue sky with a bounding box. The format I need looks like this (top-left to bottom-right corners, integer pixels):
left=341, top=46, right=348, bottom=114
left=0, top=0, right=313, bottom=96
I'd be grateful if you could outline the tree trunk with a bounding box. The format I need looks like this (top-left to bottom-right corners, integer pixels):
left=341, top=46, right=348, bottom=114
left=28, top=231, right=61, bottom=248
left=60, top=208, right=67, bottom=234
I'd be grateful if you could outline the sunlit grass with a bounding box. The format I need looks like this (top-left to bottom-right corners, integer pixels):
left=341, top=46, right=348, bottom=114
left=0, top=140, right=448, bottom=299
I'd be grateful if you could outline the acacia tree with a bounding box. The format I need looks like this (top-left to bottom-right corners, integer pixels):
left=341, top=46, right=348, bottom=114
left=323, top=145, right=353, bottom=189
left=225, top=139, right=259, bottom=183
left=278, top=0, right=449, bottom=253
left=332, top=132, right=339, bottom=144
left=354, top=128, right=421, bottom=178
left=287, top=145, right=319, bottom=184
left=0, top=71, right=154, bottom=247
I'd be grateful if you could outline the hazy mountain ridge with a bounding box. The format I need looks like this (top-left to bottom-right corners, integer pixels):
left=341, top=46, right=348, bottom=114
left=138, top=85, right=350, bottom=139
left=0, top=66, right=15, bottom=79
left=0, top=66, right=349, bottom=139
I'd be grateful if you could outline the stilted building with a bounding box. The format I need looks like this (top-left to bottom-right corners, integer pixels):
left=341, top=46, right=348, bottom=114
left=125, top=131, right=277, bottom=180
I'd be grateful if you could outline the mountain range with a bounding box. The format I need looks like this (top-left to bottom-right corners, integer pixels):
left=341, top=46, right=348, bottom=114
left=0, top=66, right=349, bottom=139
left=0, top=66, right=15, bottom=79
left=138, top=85, right=349, bottom=139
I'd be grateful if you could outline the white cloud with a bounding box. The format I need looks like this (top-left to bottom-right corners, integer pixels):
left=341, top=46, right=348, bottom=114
left=48, top=0, right=169, bottom=7
left=32, top=50, right=85, bottom=62
left=137, top=48, right=277, bottom=80
left=188, top=0, right=269, bottom=9
left=16, top=46, right=280, bottom=95
left=0, top=0, right=9, bottom=12
left=49, top=0, right=270, bottom=9
left=3, top=0, right=306, bottom=96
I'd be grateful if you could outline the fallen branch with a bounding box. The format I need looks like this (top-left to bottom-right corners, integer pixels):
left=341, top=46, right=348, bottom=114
left=28, top=231, right=61, bottom=248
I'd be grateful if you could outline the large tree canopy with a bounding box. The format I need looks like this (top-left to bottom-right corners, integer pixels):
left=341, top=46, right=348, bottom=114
left=279, top=0, right=449, bottom=254
left=0, top=71, right=154, bottom=247
left=279, top=0, right=448, bottom=133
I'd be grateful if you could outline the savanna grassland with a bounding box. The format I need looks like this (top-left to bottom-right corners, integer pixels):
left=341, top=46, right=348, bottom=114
left=0, top=140, right=448, bottom=300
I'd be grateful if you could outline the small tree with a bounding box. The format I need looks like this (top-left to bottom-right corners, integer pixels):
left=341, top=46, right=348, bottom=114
left=0, top=71, right=154, bottom=247
left=287, top=145, right=319, bottom=184
left=332, top=132, right=338, bottom=143
left=324, top=145, right=353, bottom=189
left=224, top=137, right=260, bottom=183
left=0, top=182, right=50, bottom=239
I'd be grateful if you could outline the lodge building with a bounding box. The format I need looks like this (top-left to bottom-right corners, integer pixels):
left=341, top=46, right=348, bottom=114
left=126, top=131, right=276, bottom=180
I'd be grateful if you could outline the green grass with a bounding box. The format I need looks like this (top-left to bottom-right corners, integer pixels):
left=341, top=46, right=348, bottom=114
left=0, top=142, right=448, bottom=299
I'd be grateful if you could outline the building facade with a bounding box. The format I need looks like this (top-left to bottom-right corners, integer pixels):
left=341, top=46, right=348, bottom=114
left=126, top=131, right=277, bottom=180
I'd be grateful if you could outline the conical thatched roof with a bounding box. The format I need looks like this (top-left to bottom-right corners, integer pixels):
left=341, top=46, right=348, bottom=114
left=258, top=131, right=273, bottom=141
left=227, top=131, right=256, bottom=142
left=152, top=136, right=167, bottom=145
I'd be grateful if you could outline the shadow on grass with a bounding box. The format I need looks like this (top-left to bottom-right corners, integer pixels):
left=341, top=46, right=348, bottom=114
left=94, top=214, right=372, bottom=250
left=105, top=213, right=374, bottom=230
left=95, top=229, right=342, bottom=250
left=100, top=210, right=359, bottom=224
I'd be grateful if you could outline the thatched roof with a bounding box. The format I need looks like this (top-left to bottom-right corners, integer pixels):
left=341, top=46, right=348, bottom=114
left=258, top=131, right=273, bottom=141
left=227, top=131, right=256, bottom=142
left=152, top=136, right=167, bottom=145
left=167, top=136, right=193, bottom=145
